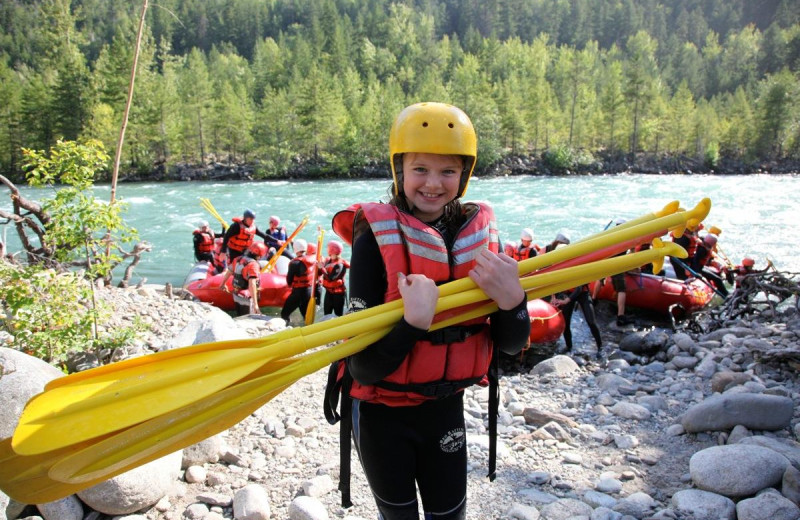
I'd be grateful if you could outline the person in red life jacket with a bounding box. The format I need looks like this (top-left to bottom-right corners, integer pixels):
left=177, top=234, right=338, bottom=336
left=217, top=242, right=267, bottom=316
left=280, top=239, right=316, bottom=325
left=502, top=239, right=518, bottom=259
left=669, top=221, right=701, bottom=280
left=516, top=227, right=539, bottom=259
left=325, top=102, right=530, bottom=519
left=192, top=221, right=223, bottom=263
left=265, top=215, right=294, bottom=259
left=319, top=239, right=350, bottom=317
left=733, top=257, right=756, bottom=288
left=221, top=208, right=269, bottom=263
left=690, top=233, right=729, bottom=297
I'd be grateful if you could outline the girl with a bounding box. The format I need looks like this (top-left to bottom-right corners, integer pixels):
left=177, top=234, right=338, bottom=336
left=329, top=102, right=530, bottom=519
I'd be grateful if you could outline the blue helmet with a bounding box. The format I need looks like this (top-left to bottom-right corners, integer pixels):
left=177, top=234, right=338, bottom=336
left=243, top=209, right=256, bottom=220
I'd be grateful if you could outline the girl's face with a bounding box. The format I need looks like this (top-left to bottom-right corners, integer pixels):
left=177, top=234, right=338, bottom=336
left=401, top=152, right=463, bottom=222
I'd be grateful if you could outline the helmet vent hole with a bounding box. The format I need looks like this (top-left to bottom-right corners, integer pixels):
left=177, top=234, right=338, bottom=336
left=422, top=122, right=428, bottom=127
left=448, top=123, right=454, bottom=128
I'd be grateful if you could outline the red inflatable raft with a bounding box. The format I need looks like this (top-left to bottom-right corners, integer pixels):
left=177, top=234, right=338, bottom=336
left=590, top=272, right=715, bottom=315
left=527, top=298, right=566, bottom=344
left=183, top=256, right=292, bottom=311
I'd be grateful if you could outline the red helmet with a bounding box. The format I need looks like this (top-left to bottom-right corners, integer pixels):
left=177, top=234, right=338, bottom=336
left=248, top=242, right=268, bottom=258
left=328, top=240, right=343, bottom=255
left=742, top=257, right=755, bottom=267
left=306, top=243, right=317, bottom=255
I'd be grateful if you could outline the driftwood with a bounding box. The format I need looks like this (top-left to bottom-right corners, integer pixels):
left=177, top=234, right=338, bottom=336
left=713, top=264, right=800, bottom=321
left=1, top=174, right=150, bottom=285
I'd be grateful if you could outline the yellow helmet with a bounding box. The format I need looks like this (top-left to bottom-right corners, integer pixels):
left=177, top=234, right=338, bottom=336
left=389, top=102, right=477, bottom=198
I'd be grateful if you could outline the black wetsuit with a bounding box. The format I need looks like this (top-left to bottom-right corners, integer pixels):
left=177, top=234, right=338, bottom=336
left=280, top=258, right=312, bottom=324
left=690, top=244, right=729, bottom=297
left=560, top=285, right=602, bottom=352
left=346, top=217, right=530, bottom=520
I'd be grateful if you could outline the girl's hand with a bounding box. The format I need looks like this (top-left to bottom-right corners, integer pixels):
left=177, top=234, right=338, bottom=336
left=469, top=249, right=525, bottom=310
left=398, top=272, right=439, bottom=330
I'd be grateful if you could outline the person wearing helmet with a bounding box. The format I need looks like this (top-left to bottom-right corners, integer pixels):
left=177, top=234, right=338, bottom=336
left=192, top=220, right=223, bottom=263
left=264, top=215, right=293, bottom=258
left=543, top=231, right=571, bottom=253
left=670, top=220, right=701, bottom=280
left=319, top=240, right=350, bottom=317
left=502, top=239, right=518, bottom=259
left=517, top=227, right=539, bottom=259
left=221, top=208, right=270, bottom=262
left=689, top=233, right=729, bottom=297
left=280, top=238, right=317, bottom=325
left=217, top=241, right=267, bottom=315
left=325, top=102, right=530, bottom=520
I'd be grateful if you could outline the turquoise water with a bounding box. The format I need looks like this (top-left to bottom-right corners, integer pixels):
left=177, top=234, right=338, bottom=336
left=4, top=173, right=799, bottom=286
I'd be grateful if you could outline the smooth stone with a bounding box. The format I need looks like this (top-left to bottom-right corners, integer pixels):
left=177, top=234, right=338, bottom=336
left=670, top=489, right=735, bottom=520
left=736, top=489, right=800, bottom=520
left=689, top=445, right=789, bottom=497
left=681, top=393, right=793, bottom=432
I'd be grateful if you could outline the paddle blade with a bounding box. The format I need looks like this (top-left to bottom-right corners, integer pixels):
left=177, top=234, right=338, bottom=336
left=305, top=296, right=316, bottom=325
left=12, top=346, right=277, bottom=455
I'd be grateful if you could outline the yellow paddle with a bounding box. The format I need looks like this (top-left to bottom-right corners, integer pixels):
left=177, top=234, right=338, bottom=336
left=305, top=226, right=325, bottom=325
left=11, top=232, right=690, bottom=456
left=12, top=199, right=709, bottom=451
left=10, top=199, right=709, bottom=454
left=199, top=198, right=229, bottom=231
left=261, top=216, right=309, bottom=273
left=0, top=239, right=688, bottom=503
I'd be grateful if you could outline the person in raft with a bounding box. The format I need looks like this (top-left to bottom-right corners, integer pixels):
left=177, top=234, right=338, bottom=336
left=221, top=208, right=270, bottom=263
left=192, top=220, right=223, bottom=264
left=328, top=102, right=531, bottom=519
left=218, top=241, right=267, bottom=316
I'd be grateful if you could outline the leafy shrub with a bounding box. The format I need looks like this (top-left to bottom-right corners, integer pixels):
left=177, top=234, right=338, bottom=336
left=542, top=145, right=575, bottom=172
left=704, top=142, right=720, bottom=169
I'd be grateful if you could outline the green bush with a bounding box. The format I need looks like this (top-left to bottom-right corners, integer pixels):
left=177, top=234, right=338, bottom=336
left=704, top=142, right=720, bottom=169
left=542, top=145, right=576, bottom=172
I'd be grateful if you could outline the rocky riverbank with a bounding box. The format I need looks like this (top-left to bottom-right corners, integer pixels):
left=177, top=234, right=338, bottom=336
left=2, top=285, right=800, bottom=520
left=122, top=152, right=800, bottom=183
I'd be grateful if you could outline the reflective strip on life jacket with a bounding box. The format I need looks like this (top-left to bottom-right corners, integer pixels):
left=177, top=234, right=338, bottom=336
left=344, top=201, right=498, bottom=406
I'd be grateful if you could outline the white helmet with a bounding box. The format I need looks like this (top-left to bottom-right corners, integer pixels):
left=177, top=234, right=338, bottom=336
left=198, top=220, right=209, bottom=228
left=293, top=239, right=308, bottom=254
left=520, top=228, right=534, bottom=241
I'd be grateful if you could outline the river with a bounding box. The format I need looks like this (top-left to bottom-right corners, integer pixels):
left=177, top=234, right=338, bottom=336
left=4, top=173, right=799, bottom=286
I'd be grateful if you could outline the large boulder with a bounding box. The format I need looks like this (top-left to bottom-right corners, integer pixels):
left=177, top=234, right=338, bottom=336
left=77, top=450, right=182, bottom=515
left=670, top=489, right=735, bottom=520
left=689, top=445, right=789, bottom=497
left=681, top=393, right=794, bottom=432
left=0, top=347, right=65, bottom=438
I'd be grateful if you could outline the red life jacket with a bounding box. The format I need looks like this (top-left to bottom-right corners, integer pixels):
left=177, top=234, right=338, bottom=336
left=227, top=217, right=256, bottom=252
left=332, top=201, right=499, bottom=407
left=321, top=257, right=349, bottom=294
left=212, top=238, right=226, bottom=268
left=193, top=229, right=215, bottom=253
left=232, top=255, right=260, bottom=293
left=516, top=244, right=537, bottom=260
left=289, top=255, right=317, bottom=288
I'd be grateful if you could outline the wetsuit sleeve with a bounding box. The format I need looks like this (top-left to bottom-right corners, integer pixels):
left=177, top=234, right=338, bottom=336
left=255, top=227, right=269, bottom=241
left=263, top=234, right=280, bottom=247
left=346, top=228, right=427, bottom=386
left=285, top=260, right=299, bottom=286
left=490, top=294, right=530, bottom=356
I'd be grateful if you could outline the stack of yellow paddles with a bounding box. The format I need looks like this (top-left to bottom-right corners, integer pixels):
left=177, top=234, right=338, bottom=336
left=0, top=198, right=712, bottom=504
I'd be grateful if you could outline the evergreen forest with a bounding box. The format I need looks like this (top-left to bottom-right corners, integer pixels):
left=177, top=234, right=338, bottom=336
left=1, top=0, right=799, bottom=179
